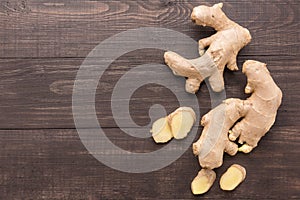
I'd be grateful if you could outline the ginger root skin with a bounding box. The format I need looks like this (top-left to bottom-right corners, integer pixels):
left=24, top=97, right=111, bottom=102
left=151, top=107, right=196, bottom=143
left=193, top=60, right=282, bottom=167
left=164, top=3, right=251, bottom=94
left=220, top=164, right=246, bottom=191
left=191, top=98, right=245, bottom=195
left=229, top=60, right=283, bottom=153
left=193, top=98, right=245, bottom=169
left=191, top=60, right=282, bottom=194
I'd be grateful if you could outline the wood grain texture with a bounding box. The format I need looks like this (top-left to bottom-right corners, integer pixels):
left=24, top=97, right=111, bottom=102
left=0, top=0, right=299, bottom=199
left=0, top=0, right=299, bottom=58
left=0, top=127, right=299, bottom=199
left=0, top=56, right=297, bottom=129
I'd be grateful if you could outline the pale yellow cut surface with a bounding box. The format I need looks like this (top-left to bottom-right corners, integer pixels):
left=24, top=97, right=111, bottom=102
left=151, top=117, right=173, bottom=143
left=191, top=169, right=216, bottom=195
left=191, top=174, right=211, bottom=195
left=171, top=111, right=195, bottom=139
left=220, top=164, right=246, bottom=191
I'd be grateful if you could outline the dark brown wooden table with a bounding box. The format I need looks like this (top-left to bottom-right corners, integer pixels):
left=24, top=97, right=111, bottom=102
left=0, top=0, right=299, bottom=199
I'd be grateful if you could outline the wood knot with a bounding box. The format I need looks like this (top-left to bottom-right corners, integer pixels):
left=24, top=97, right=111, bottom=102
left=164, top=0, right=175, bottom=7
left=3, top=0, right=30, bottom=15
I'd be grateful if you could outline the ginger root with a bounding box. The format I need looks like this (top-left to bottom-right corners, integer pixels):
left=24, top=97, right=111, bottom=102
left=193, top=98, right=244, bottom=169
left=229, top=60, right=283, bottom=153
left=164, top=3, right=251, bottom=94
left=151, top=107, right=196, bottom=143
left=220, top=164, right=246, bottom=191
left=191, top=60, right=282, bottom=194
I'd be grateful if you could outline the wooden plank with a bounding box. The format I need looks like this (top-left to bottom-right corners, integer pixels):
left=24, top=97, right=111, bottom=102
left=0, top=127, right=299, bottom=199
left=0, top=1, right=299, bottom=199
left=0, top=0, right=299, bottom=58
left=0, top=55, right=297, bottom=129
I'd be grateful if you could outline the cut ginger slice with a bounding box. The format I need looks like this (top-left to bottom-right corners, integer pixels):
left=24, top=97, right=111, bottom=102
left=169, top=107, right=196, bottom=139
left=151, top=107, right=196, bottom=143
left=151, top=117, right=173, bottom=143
left=220, top=164, right=246, bottom=191
left=191, top=169, right=216, bottom=195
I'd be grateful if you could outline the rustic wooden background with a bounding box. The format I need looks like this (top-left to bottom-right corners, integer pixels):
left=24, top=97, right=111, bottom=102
left=0, top=0, right=299, bottom=199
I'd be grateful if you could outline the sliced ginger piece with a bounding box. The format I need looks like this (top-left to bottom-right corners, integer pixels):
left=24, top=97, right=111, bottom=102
left=151, top=107, right=196, bottom=143
left=191, top=169, right=216, bottom=195
left=151, top=117, right=173, bottom=143
left=168, top=107, right=196, bottom=139
left=220, top=164, right=246, bottom=191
